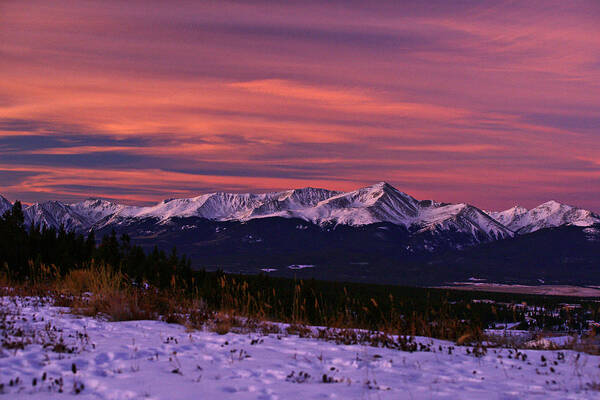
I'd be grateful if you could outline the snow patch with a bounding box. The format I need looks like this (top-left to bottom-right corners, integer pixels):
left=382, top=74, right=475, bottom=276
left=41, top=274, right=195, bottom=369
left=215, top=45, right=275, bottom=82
left=2, top=296, right=600, bottom=399
left=287, top=264, right=315, bottom=270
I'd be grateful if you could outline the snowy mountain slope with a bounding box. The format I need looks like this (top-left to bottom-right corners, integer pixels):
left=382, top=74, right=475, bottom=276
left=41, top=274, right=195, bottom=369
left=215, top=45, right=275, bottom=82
left=270, top=183, right=512, bottom=241
left=417, top=202, right=511, bottom=240
left=80, top=188, right=341, bottom=231
left=249, top=187, right=341, bottom=218
left=23, top=201, right=91, bottom=231
left=0, top=194, right=12, bottom=216
left=113, top=188, right=340, bottom=222
left=69, top=199, right=125, bottom=223
left=293, top=182, right=420, bottom=226
left=489, top=201, right=600, bottom=234
left=117, top=193, right=266, bottom=220
left=487, top=205, right=528, bottom=227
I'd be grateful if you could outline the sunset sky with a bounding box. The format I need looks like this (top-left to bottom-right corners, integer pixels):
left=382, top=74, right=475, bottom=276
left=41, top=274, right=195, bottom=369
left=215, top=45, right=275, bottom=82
left=1, top=1, right=599, bottom=211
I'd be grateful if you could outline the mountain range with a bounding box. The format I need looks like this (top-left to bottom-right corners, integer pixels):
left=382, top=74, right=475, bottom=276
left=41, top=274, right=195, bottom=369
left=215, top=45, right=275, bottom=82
left=487, top=201, right=600, bottom=234
left=3, top=182, right=597, bottom=238
left=2, top=183, right=599, bottom=285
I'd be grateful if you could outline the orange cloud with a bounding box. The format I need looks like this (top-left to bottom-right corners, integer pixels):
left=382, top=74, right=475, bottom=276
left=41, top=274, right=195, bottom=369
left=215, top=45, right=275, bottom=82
left=230, top=79, right=468, bottom=120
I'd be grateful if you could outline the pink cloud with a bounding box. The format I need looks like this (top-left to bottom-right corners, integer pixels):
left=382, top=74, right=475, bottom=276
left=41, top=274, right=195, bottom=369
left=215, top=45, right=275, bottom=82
left=0, top=1, right=598, bottom=210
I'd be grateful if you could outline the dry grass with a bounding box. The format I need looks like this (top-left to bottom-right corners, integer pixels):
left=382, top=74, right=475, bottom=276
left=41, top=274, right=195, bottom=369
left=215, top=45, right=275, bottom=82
left=59, top=269, right=98, bottom=295
left=483, top=330, right=600, bottom=356
left=2, top=264, right=227, bottom=334
left=286, top=324, right=313, bottom=338
left=572, top=335, right=600, bottom=355
left=58, top=266, right=149, bottom=321
left=5, top=263, right=599, bottom=355
left=2, top=265, right=197, bottom=325
left=60, top=265, right=123, bottom=295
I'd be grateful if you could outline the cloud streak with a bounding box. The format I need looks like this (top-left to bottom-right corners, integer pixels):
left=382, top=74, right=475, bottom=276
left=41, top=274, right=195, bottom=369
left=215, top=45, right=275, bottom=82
left=0, top=0, right=598, bottom=210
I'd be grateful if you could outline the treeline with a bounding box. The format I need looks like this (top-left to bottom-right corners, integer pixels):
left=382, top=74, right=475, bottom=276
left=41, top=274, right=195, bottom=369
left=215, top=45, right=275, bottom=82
left=0, top=202, right=192, bottom=289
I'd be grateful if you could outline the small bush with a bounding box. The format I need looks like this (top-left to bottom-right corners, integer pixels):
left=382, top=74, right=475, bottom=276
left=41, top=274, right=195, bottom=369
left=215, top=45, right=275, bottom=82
left=214, top=318, right=232, bottom=335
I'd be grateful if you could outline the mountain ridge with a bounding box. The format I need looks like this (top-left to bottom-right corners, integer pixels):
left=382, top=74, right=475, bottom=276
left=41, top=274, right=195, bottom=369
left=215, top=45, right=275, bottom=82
left=488, top=201, right=600, bottom=234
left=2, top=183, right=598, bottom=242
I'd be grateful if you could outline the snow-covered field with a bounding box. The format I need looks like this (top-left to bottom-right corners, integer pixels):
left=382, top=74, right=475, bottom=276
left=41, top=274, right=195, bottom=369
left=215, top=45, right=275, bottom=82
left=2, top=296, right=600, bottom=399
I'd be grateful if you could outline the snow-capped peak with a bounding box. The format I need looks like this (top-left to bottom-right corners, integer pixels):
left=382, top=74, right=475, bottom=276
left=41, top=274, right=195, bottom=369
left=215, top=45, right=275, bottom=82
left=297, top=182, right=420, bottom=226
left=23, top=201, right=90, bottom=231
left=489, top=201, right=600, bottom=234
left=114, top=192, right=277, bottom=221
left=248, top=187, right=341, bottom=219
left=414, top=202, right=512, bottom=241
left=70, top=199, right=124, bottom=223
left=487, top=205, right=528, bottom=227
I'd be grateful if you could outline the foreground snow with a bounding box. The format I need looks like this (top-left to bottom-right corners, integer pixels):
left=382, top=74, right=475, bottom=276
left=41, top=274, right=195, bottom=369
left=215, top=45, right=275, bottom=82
left=1, top=297, right=600, bottom=399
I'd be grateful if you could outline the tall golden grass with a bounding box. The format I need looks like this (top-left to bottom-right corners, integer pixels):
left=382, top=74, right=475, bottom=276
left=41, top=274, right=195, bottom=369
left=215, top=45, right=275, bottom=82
left=0, top=263, right=543, bottom=346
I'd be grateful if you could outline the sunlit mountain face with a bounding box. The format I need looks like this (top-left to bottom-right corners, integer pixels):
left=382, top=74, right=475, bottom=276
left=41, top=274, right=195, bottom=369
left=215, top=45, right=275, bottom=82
left=1, top=1, right=599, bottom=213
left=8, top=182, right=598, bottom=236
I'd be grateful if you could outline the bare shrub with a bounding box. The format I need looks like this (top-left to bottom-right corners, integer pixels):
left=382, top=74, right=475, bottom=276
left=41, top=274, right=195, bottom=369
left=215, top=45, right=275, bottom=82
left=214, top=318, right=232, bottom=335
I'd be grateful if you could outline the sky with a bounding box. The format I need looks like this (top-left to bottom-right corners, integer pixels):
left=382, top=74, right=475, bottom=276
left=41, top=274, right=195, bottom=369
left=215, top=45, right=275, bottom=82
left=1, top=0, right=599, bottom=211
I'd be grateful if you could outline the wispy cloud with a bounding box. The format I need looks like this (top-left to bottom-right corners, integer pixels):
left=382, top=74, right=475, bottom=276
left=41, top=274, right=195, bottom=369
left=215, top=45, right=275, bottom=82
left=0, top=1, right=598, bottom=210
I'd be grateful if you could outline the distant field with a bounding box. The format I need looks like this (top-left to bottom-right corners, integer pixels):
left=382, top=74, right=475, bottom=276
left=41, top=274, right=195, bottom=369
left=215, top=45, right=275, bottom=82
left=438, top=283, right=600, bottom=297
